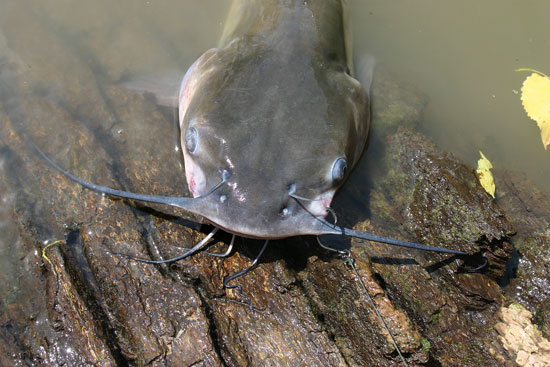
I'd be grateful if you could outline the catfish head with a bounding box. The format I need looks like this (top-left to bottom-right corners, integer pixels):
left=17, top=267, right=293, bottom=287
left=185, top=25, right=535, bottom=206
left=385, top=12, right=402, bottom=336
left=177, top=42, right=369, bottom=238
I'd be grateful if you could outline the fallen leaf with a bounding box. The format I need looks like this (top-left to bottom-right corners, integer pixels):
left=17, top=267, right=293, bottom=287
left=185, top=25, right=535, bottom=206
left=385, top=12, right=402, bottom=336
left=519, top=71, right=550, bottom=150
left=537, top=120, right=550, bottom=150
left=476, top=151, right=495, bottom=198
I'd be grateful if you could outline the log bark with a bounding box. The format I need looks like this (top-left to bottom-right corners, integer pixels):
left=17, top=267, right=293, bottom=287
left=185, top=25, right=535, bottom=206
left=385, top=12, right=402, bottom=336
left=1, top=6, right=549, bottom=367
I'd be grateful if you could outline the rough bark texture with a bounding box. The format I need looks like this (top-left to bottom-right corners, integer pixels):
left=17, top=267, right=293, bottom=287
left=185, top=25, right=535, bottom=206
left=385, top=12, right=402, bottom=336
left=494, top=170, right=550, bottom=339
left=1, top=5, right=549, bottom=367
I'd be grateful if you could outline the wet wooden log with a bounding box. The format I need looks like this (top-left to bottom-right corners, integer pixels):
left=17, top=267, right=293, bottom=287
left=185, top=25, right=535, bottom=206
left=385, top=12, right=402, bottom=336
left=1, top=7, right=548, bottom=367
left=494, top=169, right=550, bottom=339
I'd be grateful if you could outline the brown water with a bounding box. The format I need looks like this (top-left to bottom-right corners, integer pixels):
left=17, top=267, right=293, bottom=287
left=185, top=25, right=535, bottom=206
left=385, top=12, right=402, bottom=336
left=0, top=0, right=548, bottom=347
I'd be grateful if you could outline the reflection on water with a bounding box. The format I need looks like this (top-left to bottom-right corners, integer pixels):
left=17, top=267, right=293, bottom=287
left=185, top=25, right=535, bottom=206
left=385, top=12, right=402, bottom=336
left=0, top=0, right=548, bottom=357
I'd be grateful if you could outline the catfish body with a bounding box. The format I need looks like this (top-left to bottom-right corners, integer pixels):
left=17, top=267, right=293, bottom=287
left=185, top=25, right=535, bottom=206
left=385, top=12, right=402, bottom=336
left=178, top=0, right=370, bottom=238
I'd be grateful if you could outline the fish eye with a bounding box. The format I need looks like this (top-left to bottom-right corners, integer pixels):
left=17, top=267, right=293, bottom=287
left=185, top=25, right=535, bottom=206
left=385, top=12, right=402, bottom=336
left=185, top=127, right=199, bottom=154
left=331, top=157, right=347, bottom=183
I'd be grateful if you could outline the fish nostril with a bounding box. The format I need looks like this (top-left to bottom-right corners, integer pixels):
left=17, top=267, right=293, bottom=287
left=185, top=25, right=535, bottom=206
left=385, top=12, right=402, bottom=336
left=280, top=207, right=290, bottom=217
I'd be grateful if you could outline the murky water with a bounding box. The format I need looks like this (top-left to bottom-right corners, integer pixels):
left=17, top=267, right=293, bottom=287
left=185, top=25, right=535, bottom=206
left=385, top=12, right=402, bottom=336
left=350, top=0, right=550, bottom=192
left=0, top=0, right=548, bottom=357
left=2, top=0, right=548, bottom=193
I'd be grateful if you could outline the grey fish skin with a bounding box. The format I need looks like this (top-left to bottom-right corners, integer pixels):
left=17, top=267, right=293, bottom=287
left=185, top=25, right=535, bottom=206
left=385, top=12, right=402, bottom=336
left=178, top=0, right=370, bottom=238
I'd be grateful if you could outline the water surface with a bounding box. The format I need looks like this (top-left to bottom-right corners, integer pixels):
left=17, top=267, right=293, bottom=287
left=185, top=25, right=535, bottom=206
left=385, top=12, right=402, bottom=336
left=351, top=0, right=550, bottom=192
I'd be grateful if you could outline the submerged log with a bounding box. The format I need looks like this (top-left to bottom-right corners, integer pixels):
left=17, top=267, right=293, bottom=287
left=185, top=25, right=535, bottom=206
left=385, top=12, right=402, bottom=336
left=1, top=7, right=548, bottom=367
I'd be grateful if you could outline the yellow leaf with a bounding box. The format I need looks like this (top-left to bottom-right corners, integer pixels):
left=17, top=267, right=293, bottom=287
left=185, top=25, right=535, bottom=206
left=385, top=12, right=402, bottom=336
left=538, top=120, right=550, bottom=150
left=476, top=151, right=495, bottom=198
left=520, top=72, right=550, bottom=149
left=521, top=73, right=550, bottom=121
left=477, top=151, right=493, bottom=171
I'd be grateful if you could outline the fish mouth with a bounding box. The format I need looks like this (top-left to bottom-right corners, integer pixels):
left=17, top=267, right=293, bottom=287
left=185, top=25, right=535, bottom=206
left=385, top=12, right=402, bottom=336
left=199, top=208, right=332, bottom=239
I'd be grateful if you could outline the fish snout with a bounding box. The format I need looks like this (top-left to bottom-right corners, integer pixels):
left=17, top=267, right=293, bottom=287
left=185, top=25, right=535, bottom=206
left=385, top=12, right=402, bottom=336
left=216, top=177, right=335, bottom=218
